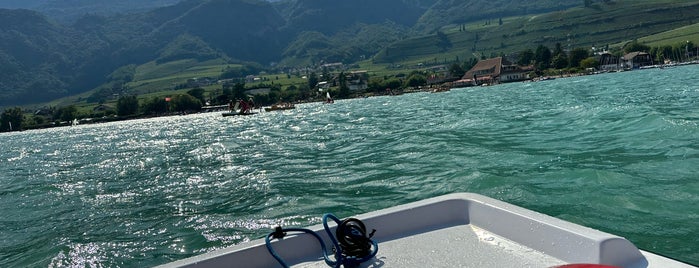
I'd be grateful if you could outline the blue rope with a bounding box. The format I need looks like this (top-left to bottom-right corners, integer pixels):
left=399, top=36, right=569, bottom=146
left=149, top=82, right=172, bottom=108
left=265, top=213, right=378, bottom=268
left=265, top=227, right=336, bottom=268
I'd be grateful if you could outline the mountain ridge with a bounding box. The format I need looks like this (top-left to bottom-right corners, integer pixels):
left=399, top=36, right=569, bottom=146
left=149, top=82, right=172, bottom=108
left=2, top=0, right=699, bottom=107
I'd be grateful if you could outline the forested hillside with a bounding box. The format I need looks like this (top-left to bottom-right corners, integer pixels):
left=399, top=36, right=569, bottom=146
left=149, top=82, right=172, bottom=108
left=2, top=0, right=699, bottom=107
left=415, top=0, right=581, bottom=32
left=0, top=0, right=181, bottom=22
left=0, top=9, right=91, bottom=104
left=0, top=0, right=286, bottom=106
left=281, top=0, right=426, bottom=35
left=0, top=0, right=45, bottom=9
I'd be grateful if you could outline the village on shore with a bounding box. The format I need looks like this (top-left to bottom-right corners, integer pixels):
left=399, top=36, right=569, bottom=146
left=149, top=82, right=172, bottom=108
left=2, top=43, right=699, bottom=133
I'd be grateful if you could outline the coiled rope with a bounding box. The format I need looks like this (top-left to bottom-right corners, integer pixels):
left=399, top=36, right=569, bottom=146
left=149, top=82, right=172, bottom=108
left=265, top=213, right=378, bottom=268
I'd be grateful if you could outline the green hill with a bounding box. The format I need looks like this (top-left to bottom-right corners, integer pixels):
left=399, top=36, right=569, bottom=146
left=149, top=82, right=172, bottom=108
left=374, top=0, right=699, bottom=64
left=634, top=22, right=699, bottom=47
left=415, top=0, right=580, bottom=32
left=3, top=0, right=699, bottom=108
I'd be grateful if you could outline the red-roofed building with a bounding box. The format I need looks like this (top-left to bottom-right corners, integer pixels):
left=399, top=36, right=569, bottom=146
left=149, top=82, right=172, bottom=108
left=458, top=57, right=533, bottom=86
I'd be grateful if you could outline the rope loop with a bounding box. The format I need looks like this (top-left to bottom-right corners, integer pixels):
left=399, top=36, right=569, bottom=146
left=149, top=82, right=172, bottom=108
left=265, top=213, right=378, bottom=268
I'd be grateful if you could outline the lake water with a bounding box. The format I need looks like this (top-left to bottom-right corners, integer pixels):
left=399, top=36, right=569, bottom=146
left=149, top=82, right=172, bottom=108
left=2, top=65, right=698, bottom=267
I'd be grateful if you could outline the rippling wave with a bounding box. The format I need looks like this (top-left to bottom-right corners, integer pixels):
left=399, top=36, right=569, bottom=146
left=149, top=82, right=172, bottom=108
left=1, top=66, right=698, bottom=267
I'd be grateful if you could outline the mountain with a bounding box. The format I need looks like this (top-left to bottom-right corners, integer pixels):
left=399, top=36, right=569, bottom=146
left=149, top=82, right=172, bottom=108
left=416, top=0, right=581, bottom=32
left=0, top=0, right=45, bottom=9
left=2, top=0, right=699, bottom=107
left=0, top=0, right=279, bottom=106
left=281, top=0, right=426, bottom=35
left=139, top=0, right=286, bottom=63
left=276, top=0, right=428, bottom=65
left=0, top=0, right=182, bottom=22
left=0, top=9, right=91, bottom=105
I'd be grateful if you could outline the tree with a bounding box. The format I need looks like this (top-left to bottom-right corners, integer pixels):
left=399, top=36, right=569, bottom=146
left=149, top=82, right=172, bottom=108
left=553, top=43, right=565, bottom=57
left=187, top=88, right=206, bottom=104
left=296, top=83, right=313, bottom=101
left=518, top=49, right=535, bottom=65
left=686, top=41, right=695, bottom=59
left=405, top=73, right=427, bottom=87
left=368, top=77, right=385, bottom=93
left=384, top=78, right=402, bottom=91
left=170, top=94, right=202, bottom=112
left=31, top=114, right=46, bottom=126
left=55, top=105, right=78, bottom=122
left=1, top=107, right=24, bottom=132
left=308, top=72, right=319, bottom=89
left=338, top=72, right=350, bottom=98
left=580, top=57, right=600, bottom=69
left=658, top=45, right=674, bottom=62
left=232, top=82, right=247, bottom=100
left=568, top=47, right=590, bottom=68
left=141, top=97, right=168, bottom=115
left=448, top=63, right=465, bottom=78
left=462, top=58, right=478, bottom=72
left=117, top=95, right=139, bottom=116
left=534, top=45, right=552, bottom=70
left=624, top=41, right=650, bottom=54
left=552, top=54, right=569, bottom=69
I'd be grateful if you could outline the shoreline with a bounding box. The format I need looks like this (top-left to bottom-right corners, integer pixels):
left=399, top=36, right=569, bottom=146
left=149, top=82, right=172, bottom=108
left=5, top=61, right=699, bottom=134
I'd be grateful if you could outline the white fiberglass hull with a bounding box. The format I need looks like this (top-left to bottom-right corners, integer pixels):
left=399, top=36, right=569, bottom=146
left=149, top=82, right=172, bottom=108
left=156, top=193, right=693, bottom=268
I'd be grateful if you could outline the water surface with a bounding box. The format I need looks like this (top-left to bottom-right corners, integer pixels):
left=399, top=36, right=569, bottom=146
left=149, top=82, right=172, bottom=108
left=1, top=66, right=698, bottom=267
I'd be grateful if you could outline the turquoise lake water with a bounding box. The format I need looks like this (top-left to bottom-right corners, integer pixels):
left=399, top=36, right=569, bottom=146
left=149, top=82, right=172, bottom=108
left=1, top=65, right=698, bottom=267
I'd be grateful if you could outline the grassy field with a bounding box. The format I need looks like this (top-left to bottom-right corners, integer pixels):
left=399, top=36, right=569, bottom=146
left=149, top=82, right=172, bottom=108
left=32, top=59, right=233, bottom=115
left=128, top=59, right=233, bottom=95
left=373, top=0, right=699, bottom=64
left=635, top=23, right=699, bottom=47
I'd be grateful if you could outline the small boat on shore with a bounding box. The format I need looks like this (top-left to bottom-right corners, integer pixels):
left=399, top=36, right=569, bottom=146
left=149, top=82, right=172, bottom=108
left=431, top=84, right=450, bottom=93
left=221, top=111, right=257, bottom=117
left=265, top=103, right=296, bottom=112
left=156, top=193, right=692, bottom=268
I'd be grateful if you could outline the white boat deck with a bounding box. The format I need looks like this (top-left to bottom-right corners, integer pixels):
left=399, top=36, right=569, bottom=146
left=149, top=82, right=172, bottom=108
left=157, top=193, right=694, bottom=268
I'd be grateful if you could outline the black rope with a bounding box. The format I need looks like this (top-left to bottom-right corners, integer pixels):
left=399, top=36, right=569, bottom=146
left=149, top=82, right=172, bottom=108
left=265, top=214, right=378, bottom=268
left=335, top=218, right=376, bottom=259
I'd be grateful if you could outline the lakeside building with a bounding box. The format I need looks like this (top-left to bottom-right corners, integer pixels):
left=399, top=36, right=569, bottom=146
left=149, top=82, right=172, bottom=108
left=347, top=71, right=369, bottom=91
left=622, top=52, right=653, bottom=69
left=453, top=57, right=533, bottom=87
left=321, top=62, right=344, bottom=71
left=598, top=52, right=622, bottom=71
left=317, top=71, right=368, bottom=91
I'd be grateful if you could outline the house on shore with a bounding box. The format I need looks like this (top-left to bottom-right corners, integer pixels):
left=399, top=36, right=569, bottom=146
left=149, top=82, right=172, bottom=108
left=598, top=52, right=622, bottom=71
left=347, top=71, right=368, bottom=91
left=318, top=71, right=368, bottom=91
left=453, top=57, right=533, bottom=87
left=622, top=52, right=653, bottom=69
left=321, top=62, right=344, bottom=72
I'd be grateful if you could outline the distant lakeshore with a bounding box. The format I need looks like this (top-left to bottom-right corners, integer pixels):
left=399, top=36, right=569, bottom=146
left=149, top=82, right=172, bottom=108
left=3, top=59, right=699, bottom=134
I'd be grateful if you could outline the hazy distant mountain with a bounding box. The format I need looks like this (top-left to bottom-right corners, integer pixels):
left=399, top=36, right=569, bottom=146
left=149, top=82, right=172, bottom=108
left=0, top=0, right=182, bottom=22
left=281, top=0, right=426, bottom=35
left=0, top=9, right=91, bottom=104
left=0, top=0, right=45, bottom=9
left=8, top=0, right=674, bottom=107
left=0, top=0, right=286, bottom=106
left=42, top=0, right=182, bottom=22
left=0, top=0, right=588, bottom=106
